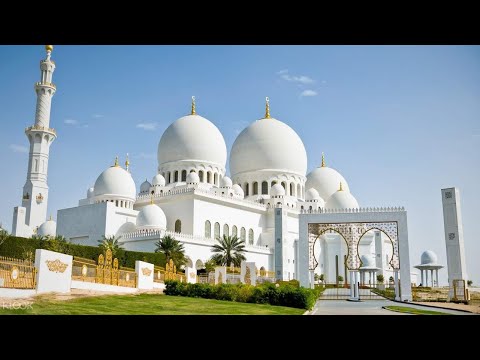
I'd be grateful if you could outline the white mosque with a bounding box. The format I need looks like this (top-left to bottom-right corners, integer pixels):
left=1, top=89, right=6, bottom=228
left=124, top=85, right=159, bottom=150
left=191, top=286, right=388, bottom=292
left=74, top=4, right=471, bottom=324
left=11, top=45, right=401, bottom=282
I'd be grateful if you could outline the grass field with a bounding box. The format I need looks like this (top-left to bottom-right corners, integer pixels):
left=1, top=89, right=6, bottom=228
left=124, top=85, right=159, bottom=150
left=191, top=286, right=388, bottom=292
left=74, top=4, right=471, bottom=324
left=384, top=306, right=450, bottom=315
left=0, top=293, right=305, bottom=315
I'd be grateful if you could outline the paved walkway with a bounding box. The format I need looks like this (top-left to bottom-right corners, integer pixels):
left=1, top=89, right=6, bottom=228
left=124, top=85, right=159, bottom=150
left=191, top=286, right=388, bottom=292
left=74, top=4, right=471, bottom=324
left=310, top=299, right=473, bottom=315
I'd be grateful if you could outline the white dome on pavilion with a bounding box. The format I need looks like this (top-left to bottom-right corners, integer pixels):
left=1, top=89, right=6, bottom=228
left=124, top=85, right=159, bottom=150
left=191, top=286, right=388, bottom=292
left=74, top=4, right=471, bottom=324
left=37, top=219, right=56, bottom=238
left=306, top=155, right=350, bottom=201
left=136, top=204, right=167, bottom=230
left=325, top=185, right=359, bottom=210
left=152, top=174, right=166, bottom=186
left=93, top=162, right=136, bottom=200
left=421, top=250, right=438, bottom=265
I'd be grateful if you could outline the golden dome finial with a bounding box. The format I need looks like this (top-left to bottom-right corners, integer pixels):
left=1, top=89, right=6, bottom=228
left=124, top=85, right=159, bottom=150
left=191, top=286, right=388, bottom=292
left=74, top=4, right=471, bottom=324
left=191, top=96, right=196, bottom=115
left=49, top=214, right=53, bottom=221
left=125, top=153, right=130, bottom=171
left=321, top=152, right=326, bottom=167
left=45, top=45, right=54, bottom=53
left=114, top=156, right=119, bottom=167
left=265, top=97, right=271, bottom=119
left=339, top=182, right=343, bottom=191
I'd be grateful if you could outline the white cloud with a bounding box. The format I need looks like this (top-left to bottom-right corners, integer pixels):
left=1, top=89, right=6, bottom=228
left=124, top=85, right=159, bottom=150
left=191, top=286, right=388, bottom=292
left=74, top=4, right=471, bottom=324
left=278, top=69, right=314, bottom=84
left=10, top=144, right=28, bottom=153
left=92, top=114, right=104, bottom=119
left=136, top=123, right=158, bottom=131
left=64, top=119, right=78, bottom=125
left=300, top=90, right=318, bottom=97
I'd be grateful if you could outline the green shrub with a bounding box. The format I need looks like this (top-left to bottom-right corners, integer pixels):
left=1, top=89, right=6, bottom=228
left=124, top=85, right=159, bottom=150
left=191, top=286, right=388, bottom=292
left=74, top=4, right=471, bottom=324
left=0, top=235, right=166, bottom=268
left=163, top=280, right=320, bottom=310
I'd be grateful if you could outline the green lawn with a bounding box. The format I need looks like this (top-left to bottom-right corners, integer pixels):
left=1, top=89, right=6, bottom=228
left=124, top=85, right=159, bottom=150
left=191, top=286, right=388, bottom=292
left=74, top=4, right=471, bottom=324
left=384, top=306, right=450, bottom=315
left=0, top=293, right=305, bottom=315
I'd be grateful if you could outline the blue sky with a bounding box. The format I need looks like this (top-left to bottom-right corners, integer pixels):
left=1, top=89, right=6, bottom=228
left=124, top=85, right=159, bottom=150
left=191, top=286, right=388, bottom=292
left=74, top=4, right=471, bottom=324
left=0, top=45, right=479, bottom=285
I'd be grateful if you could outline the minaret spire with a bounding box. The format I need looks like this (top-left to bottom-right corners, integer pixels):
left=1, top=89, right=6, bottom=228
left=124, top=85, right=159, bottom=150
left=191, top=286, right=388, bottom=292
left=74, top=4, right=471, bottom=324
left=339, top=182, right=343, bottom=191
left=125, top=153, right=130, bottom=171
left=265, top=97, right=271, bottom=119
left=321, top=152, right=326, bottom=167
left=191, top=96, right=196, bottom=115
left=13, top=45, right=58, bottom=236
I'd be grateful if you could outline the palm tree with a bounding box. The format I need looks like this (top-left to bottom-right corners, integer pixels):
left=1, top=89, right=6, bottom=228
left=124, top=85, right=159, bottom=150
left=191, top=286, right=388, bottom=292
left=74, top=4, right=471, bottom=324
left=154, top=235, right=186, bottom=267
left=210, top=235, right=246, bottom=267
left=98, top=235, right=123, bottom=257
left=0, top=226, right=9, bottom=246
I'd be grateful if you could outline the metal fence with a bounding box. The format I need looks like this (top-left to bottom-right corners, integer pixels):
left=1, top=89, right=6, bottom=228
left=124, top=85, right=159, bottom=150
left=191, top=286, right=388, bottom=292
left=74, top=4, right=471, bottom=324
left=318, top=283, right=385, bottom=300
left=0, top=256, right=36, bottom=289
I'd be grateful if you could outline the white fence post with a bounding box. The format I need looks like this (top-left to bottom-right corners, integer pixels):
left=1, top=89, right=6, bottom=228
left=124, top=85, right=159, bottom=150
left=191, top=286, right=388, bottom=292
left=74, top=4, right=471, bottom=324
left=135, top=261, right=154, bottom=290
left=215, top=266, right=226, bottom=284
left=185, top=267, right=197, bottom=283
left=34, top=249, right=72, bottom=294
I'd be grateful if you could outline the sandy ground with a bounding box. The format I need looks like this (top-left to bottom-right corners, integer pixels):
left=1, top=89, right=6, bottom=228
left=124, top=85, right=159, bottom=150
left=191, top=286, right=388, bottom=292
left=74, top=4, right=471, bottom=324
left=413, top=301, right=480, bottom=314
left=0, top=288, right=164, bottom=305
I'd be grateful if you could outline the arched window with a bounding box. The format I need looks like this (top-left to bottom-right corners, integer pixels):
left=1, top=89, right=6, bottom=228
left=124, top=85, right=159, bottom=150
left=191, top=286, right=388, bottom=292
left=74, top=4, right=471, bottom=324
left=205, top=220, right=211, bottom=238
left=309, top=205, right=313, bottom=210
left=174, top=171, right=179, bottom=182
left=253, top=182, right=258, bottom=195
left=175, top=219, right=182, bottom=233
left=261, top=181, right=268, bottom=195
left=151, top=190, right=154, bottom=195
left=214, top=173, right=218, bottom=185
left=245, top=183, right=249, bottom=196
left=181, top=170, right=187, bottom=182
left=297, top=184, right=301, bottom=198
left=281, top=182, right=287, bottom=192
left=290, top=183, right=294, bottom=196
left=232, top=225, right=238, bottom=238
left=248, top=229, right=254, bottom=245
left=301, top=205, right=304, bottom=210
left=271, top=180, right=277, bottom=187
left=207, top=172, right=212, bottom=184
left=167, top=172, right=171, bottom=184
left=214, top=222, right=220, bottom=239
left=199, top=170, right=204, bottom=182
left=240, top=227, right=246, bottom=242
left=223, top=224, right=229, bottom=237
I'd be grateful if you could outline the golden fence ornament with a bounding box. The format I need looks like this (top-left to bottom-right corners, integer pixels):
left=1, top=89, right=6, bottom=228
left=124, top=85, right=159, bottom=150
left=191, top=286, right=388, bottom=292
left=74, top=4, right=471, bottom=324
left=142, top=267, right=152, bottom=276
left=0, top=256, right=36, bottom=289
left=45, top=259, right=69, bottom=273
left=244, top=266, right=251, bottom=285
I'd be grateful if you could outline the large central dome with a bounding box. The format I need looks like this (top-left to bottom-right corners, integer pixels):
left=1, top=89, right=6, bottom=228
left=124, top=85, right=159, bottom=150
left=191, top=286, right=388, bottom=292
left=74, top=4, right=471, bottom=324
left=158, top=114, right=227, bottom=168
left=230, top=116, right=307, bottom=177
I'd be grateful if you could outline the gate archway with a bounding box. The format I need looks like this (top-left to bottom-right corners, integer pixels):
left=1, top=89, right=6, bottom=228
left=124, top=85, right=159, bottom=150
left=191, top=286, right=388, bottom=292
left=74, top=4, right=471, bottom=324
left=299, top=208, right=412, bottom=302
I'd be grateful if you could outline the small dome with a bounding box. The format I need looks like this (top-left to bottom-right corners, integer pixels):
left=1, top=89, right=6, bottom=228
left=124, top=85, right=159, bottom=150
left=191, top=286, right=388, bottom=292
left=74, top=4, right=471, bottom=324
left=360, top=255, right=375, bottom=268
left=136, top=204, right=167, bottom=230
left=421, top=250, right=438, bottom=265
left=152, top=174, right=166, bottom=186
left=157, top=114, right=227, bottom=168
left=230, top=117, right=307, bottom=177
left=94, top=165, right=136, bottom=200
left=140, top=179, right=151, bottom=193
left=87, top=187, right=95, bottom=198
left=186, top=171, right=200, bottom=184
left=220, top=176, right=232, bottom=188
left=325, top=188, right=359, bottom=210
left=306, top=166, right=350, bottom=201
left=305, top=188, right=320, bottom=201
left=271, top=184, right=285, bottom=197
left=37, top=219, right=56, bottom=238
left=232, top=184, right=244, bottom=197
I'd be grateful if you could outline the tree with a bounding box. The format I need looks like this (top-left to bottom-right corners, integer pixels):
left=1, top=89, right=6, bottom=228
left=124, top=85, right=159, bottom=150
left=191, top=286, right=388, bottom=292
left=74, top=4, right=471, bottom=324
left=154, top=235, right=186, bottom=267
left=204, top=259, right=216, bottom=273
left=467, top=280, right=473, bottom=286
left=337, top=275, right=344, bottom=282
left=319, top=274, right=325, bottom=282
left=0, top=226, right=9, bottom=247
left=210, top=235, right=246, bottom=267
left=389, top=276, right=394, bottom=283
left=45, top=235, right=69, bottom=254
left=98, top=235, right=123, bottom=257
left=377, top=274, right=385, bottom=283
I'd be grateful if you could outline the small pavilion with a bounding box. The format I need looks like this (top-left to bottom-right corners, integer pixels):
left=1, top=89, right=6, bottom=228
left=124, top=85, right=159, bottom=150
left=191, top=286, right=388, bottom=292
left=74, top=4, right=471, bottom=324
left=414, top=250, right=444, bottom=287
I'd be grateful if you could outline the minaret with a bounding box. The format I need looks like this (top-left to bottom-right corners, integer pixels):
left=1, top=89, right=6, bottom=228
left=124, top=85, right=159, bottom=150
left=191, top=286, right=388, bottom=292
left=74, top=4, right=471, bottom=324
left=13, top=45, right=57, bottom=235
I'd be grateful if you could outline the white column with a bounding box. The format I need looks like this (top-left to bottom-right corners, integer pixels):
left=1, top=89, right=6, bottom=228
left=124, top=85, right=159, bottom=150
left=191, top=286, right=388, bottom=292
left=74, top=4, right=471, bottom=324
left=421, top=270, right=424, bottom=286
left=309, top=270, right=315, bottom=289
left=430, top=269, right=434, bottom=287
left=355, top=271, right=360, bottom=299
left=394, top=270, right=400, bottom=301
left=349, top=271, right=355, bottom=299
left=435, top=269, right=439, bottom=288
left=426, top=270, right=429, bottom=287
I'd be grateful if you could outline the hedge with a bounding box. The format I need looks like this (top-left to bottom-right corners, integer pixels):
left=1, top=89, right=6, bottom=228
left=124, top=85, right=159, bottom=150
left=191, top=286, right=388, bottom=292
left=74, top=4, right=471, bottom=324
left=0, top=236, right=166, bottom=268
left=164, top=280, right=321, bottom=310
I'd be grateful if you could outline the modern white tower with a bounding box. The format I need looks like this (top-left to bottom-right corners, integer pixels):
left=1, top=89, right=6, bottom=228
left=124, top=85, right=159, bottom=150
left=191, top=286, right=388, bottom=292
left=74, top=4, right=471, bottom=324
left=12, top=45, right=57, bottom=237
left=441, top=187, right=468, bottom=300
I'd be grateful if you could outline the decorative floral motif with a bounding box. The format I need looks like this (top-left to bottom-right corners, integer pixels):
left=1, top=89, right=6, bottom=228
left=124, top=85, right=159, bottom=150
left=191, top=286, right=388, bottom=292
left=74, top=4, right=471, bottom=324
left=308, top=221, right=400, bottom=270
left=142, top=267, right=152, bottom=276
left=45, top=259, right=68, bottom=273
